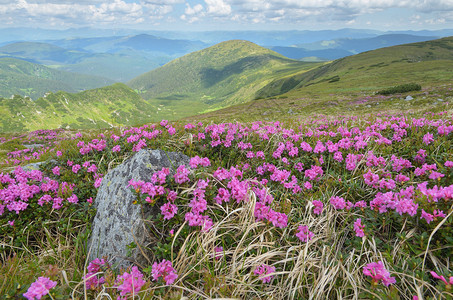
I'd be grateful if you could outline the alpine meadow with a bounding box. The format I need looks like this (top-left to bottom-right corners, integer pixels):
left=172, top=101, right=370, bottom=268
left=0, top=15, right=452, bottom=300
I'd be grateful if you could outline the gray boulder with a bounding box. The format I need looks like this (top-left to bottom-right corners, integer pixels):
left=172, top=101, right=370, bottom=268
left=405, top=95, right=414, bottom=101
left=88, top=149, right=190, bottom=270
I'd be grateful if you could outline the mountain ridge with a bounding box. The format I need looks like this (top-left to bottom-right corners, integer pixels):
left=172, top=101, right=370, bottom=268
left=128, top=40, right=317, bottom=116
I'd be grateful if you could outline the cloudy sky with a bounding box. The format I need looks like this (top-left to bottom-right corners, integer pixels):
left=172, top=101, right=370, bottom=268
left=0, top=0, right=452, bottom=31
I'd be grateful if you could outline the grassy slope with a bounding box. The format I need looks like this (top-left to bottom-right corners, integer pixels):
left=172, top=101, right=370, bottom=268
left=188, top=37, right=453, bottom=123
left=256, top=36, right=453, bottom=99
left=0, top=83, right=158, bottom=132
left=0, top=57, right=114, bottom=99
left=128, top=40, right=320, bottom=118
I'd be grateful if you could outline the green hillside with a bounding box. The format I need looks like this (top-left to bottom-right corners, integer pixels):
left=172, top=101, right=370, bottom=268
left=128, top=40, right=320, bottom=118
left=0, top=57, right=114, bottom=99
left=0, top=83, right=159, bottom=132
left=256, top=36, right=453, bottom=99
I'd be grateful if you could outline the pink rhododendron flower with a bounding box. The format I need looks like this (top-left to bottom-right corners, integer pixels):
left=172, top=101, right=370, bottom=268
left=174, top=165, right=190, bottom=184
left=353, top=218, right=365, bottom=237
left=87, top=164, right=97, bottom=173
left=333, top=151, right=343, bottom=162
left=167, top=126, right=176, bottom=135
left=296, top=225, right=314, bottom=242
left=51, top=166, right=60, bottom=176
left=112, top=145, right=121, bottom=152
left=152, top=260, right=178, bottom=285
left=72, top=164, right=81, bottom=174
left=254, top=264, right=276, bottom=283
left=94, top=177, right=103, bottom=188
left=84, top=258, right=106, bottom=290
left=254, top=202, right=288, bottom=228
left=330, top=196, right=346, bottom=209
left=430, top=271, right=453, bottom=286
left=423, top=132, right=434, bottom=145
left=363, top=261, right=396, bottom=286
left=214, top=187, right=231, bottom=204
left=115, top=266, right=146, bottom=297
left=312, top=200, right=323, bottom=215
left=23, top=277, right=57, bottom=300
left=421, top=209, right=434, bottom=224
left=160, top=202, right=178, bottom=220
left=67, top=194, right=78, bottom=204
left=214, top=246, right=223, bottom=260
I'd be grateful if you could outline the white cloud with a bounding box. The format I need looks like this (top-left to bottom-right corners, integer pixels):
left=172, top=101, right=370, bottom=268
left=205, top=0, right=231, bottom=16
left=1, top=0, right=453, bottom=29
left=185, top=3, right=204, bottom=15
left=0, top=0, right=175, bottom=27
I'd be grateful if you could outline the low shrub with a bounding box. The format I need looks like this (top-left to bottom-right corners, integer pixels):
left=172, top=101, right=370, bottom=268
left=377, top=83, right=422, bottom=95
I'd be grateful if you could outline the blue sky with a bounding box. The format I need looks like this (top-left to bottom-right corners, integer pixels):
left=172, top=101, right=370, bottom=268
left=0, top=0, right=452, bottom=31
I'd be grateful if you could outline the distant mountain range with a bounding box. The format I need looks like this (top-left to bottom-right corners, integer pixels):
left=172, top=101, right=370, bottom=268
left=2, top=27, right=452, bottom=45
left=0, top=34, right=208, bottom=82
left=269, top=34, right=440, bottom=60
left=1, top=35, right=453, bottom=131
left=0, top=57, right=113, bottom=99
left=0, top=28, right=451, bottom=85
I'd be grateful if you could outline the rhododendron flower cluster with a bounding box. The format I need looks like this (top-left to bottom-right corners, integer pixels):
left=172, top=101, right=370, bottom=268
left=115, top=266, right=146, bottom=298
left=0, top=166, right=79, bottom=215
left=353, top=218, right=365, bottom=237
left=23, top=277, right=57, bottom=300
left=151, top=259, right=178, bottom=285
left=312, top=200, right=323, bottom=215
left=84, top=258, right=107, bottom=290
left=254, top=264, right=276, bottom=283
left=363, top=261, right=396, bottom=286
left=296, top=225, right=314, bottom=242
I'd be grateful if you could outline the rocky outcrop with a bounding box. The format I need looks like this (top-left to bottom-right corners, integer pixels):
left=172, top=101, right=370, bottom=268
left=88, top=149, right=189, bottom=270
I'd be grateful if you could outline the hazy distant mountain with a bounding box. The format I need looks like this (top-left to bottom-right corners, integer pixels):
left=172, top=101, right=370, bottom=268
left=149, top=29, right=381, bottom=46
left=270, top=34, right=440, bottom=60
left=45, top=34, right=208, bottom=56
left=0, top=27, right=142, bottom=44
left=0, top=57, right=113, bottom=99
left=2, top=27, right=452, bottom=47
left=296, top=34, right=439, bottom=52
left=0, top=40, right=171, bottom=81
left=0, top=42, right=89, bottom=64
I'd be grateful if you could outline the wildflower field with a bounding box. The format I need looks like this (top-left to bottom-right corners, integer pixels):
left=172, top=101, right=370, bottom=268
left=0, top=110, right=452, bottom=299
